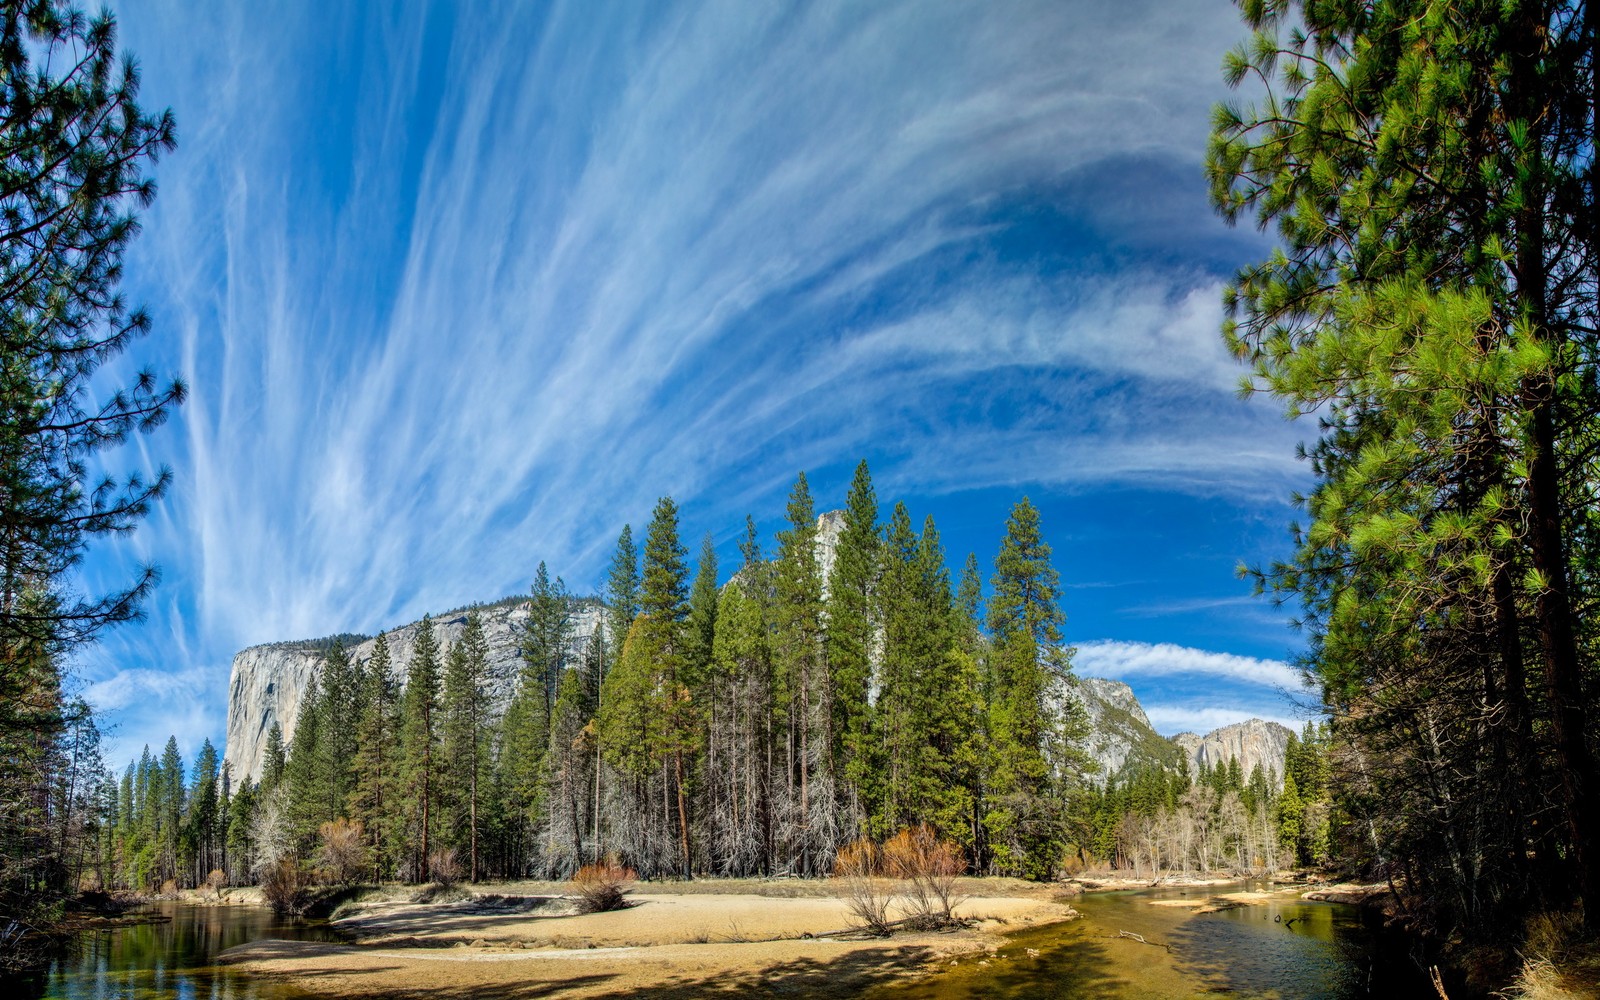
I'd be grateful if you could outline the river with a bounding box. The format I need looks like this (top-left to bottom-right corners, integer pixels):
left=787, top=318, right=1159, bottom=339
left=12, top=885, right=1435, bottom=999
left=13, top=901, right=338, bottom=1000
left=872, top=882, right=1439, bottom=999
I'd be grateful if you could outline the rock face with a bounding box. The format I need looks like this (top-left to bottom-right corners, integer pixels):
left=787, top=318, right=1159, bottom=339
left=224, top=600, right=603, bottom=785
left=1170, top=719, right=1294, bottom=785
left=1073, top=677, right=1183, bottom=781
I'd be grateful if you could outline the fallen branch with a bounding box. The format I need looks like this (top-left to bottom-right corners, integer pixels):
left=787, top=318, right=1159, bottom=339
left=1114, top=930, right=1171, bottom=952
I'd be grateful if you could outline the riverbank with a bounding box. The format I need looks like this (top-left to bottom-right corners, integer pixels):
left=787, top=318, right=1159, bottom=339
left=221, top=877, right=1076, bottom=999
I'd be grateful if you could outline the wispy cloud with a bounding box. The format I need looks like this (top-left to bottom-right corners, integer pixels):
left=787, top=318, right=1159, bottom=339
left=75, top=0, right=1299, bottom=763
left=1074, top=639, right=1313, bottom=692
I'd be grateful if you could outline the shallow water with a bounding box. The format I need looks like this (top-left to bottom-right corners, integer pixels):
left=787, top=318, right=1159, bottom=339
left=870, top=882, right=1437, bottom=999
left=11, top=901, right=340, bottom=1000
left=7, top=886, right=1434, bottom=999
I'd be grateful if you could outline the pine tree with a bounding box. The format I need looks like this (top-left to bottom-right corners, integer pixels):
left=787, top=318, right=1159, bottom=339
left=157, top=737, right=185, bottom=884
left=284, top=671, right=327, bottom=845
left=261, top=723, right=287, bottom=794
left=1208, top=0, right=1600, bottom=925
left=188, top=740, right=221, bottom=884
left=398, top=615, right=443, bottom=881
left=685, top=534, right=719, bottom=688
left=773, top=473, right=829, bottom=874
left=604, top=525, right=641, bottom=666
left=525, top=563, right=573, bottom=717
left=985, top=497, right=1074, bottom=879
left=441, top=611, right=491, bottom=881
left=349, top=633, right=399, bottom=879
left=826, top=460, right=878, bottom=835
left=317, top=641, right=360, bottom=820
left=641, top=496, right=693, bottom=875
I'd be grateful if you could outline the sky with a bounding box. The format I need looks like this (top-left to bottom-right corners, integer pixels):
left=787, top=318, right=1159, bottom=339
left=74, top=0, right=1323, bottom=769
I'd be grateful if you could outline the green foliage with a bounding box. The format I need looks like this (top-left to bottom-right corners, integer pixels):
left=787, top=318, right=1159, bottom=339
left=827, top=461, right=879, bottom=820
left=1208, top=0, right=1600, bottom=930
left=349, top=633, right=399, bottom=878
left=441, top=611, right=491, bottom=880
left=398, top=616, right=442, bottom=880
left=604, top=525, right=640, bottom=666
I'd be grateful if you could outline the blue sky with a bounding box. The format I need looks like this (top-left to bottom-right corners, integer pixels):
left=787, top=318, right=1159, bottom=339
left=75, top=0, right=1321, bottom=769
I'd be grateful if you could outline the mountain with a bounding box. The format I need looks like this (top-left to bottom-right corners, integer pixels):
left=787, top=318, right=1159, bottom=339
left=1171, top=718, right=1295, bottom=785
left=224, top=599, right=603, bottom=784
left=1072, top=677, right=1186, bottom=780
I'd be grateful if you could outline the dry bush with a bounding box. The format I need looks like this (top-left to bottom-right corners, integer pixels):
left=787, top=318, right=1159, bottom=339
left=570, top=854, right=636, bottom=913
left=204, top=869, right=227, bottom=900
left=318, top=818, right=367, bottom=885
left=260, top=856, right=314, bottom=917
left=883, top=825, right=967, bottom=928
left=429, top=847, right=464, bottom=886
left=834, top=837, right=894, bottom=936
left=159, top=879, right=178, bottom=899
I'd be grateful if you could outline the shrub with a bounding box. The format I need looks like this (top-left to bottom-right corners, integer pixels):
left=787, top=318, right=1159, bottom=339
left=260, top=856, right=314, bottom=917
left=834, top=838, right=894, bottom=936
left=429, top=847, right=463, bottom=887
left=318, top=818, right=367, bottom=886
left=570, top=855, right=636, bottom=913
left=882, top=825, right=967, bottom=928
left=204, top=869, right=227, bottom=900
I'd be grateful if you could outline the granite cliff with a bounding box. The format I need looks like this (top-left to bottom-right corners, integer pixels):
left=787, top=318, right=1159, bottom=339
left=1170, top=718, right=1295, bottom=784
left=225, top=600, right=603, bottom=784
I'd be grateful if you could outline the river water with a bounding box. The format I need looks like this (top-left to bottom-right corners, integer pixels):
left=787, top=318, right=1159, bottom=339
left=13, top=901, right=337, bottom=1000
left=12, top=885, right=1434, bottom=999
left=872, top=882, right=1438, bottom=999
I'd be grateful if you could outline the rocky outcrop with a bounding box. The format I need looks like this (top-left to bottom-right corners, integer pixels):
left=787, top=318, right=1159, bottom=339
left=1073, top=677, right=1183, bottom=782
left=224, top=600, right=603, bottom=784
left=1171, top=719, right=1294, bottom=786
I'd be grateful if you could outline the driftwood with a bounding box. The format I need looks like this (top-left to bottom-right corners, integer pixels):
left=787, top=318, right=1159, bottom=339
left=1113, top=930, right=1171, bottom=952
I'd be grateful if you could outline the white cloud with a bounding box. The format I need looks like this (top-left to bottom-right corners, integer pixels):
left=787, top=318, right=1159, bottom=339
left=1143, top=704, right=1306, bottom=737
left=1074, top=639, right=1313, bottom=692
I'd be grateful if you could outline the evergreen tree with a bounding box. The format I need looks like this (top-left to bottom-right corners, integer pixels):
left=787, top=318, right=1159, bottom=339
left=604, top=525, right=641, bottom=667
left=685, top=533, right=720, bottom=687
left=158, top=737, right=185, bottom=884
left=1208, top=0, right=1600, bottom=926
left=642, top=496, right=693, bottom=874
left=317, top=641, right=360, bottom=820
left=284, top=671, right=327, bottom=845
left=261, top=723, right=287, bottom=794
left=826, top=460, right=879, bottom=834
left=349, top=633, right=399, bottom=879
left=524, top=563, right=573, bottom=717
left=188, top=740, right=221, bottom=883
left=441, top=611, right=491, bottom=881
left=773, top=473, right=829, bottom=874
left=398, top=616, right=443, bottom=881
left=985, top=497, right=1074, bottom=879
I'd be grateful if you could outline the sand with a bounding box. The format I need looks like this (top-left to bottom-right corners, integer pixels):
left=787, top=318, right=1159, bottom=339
left=221, top=879, right=1075, bottom=999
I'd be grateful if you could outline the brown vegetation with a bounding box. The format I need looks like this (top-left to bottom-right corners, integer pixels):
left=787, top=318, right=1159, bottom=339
left=570, top=855, right=636, bottom=913
left=317, top=818, right=367, bottom=885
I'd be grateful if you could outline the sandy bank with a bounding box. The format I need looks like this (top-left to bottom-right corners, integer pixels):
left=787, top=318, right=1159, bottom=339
left=222, top=880, right=1074, bottom=999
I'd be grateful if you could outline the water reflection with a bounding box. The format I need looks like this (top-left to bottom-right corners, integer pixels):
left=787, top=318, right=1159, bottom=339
left=12, top=901, right=338, bottom=1000
left=873, top=884, right=1434, bottom=1000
